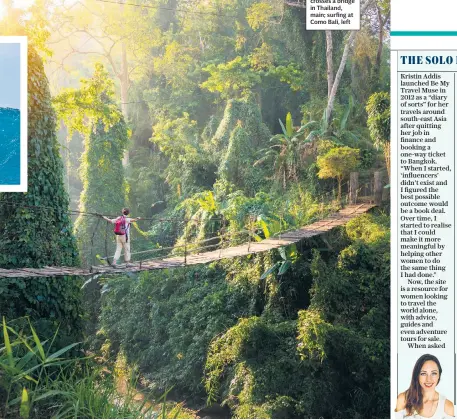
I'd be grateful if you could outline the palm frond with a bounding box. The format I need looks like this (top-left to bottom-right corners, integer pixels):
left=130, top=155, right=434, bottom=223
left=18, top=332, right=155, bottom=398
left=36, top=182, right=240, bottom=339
left=298, top=121, right=319, bottom=131
left=278, top=118, right=288, bottom=137
left=340, top=95, right=353, bottom=132
left=306, top=130, right=322, bottom=141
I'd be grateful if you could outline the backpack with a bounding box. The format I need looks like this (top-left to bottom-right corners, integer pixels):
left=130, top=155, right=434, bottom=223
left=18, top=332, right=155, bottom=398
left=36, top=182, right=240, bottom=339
left=114, top=215, right=127, bottom=235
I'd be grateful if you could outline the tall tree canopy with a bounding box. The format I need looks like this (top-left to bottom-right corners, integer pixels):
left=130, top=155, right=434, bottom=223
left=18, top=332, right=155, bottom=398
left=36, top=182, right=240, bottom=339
left=54, top=63, right=129, bottom=266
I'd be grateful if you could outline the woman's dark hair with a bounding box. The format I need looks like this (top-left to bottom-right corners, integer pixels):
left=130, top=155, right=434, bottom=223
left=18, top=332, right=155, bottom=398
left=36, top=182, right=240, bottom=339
left=405, top=354, right=442, bottom=415
left=122, top=208, right=130, bottom=216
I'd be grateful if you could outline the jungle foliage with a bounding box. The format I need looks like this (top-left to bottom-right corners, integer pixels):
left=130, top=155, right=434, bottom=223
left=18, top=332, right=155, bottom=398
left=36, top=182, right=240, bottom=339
left=99, top=212, right=389, bottom=418
left=0, top=318, right=191, bottom=419
left=0, top=46, right=82, bottom=346
left=54, top=64, right=129, bottom=267
left=0, top=0, right=390, bottom=418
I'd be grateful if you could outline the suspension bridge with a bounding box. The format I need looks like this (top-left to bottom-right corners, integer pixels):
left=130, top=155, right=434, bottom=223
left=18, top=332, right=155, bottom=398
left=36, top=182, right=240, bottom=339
left=0, top=201, right=376, bottom=279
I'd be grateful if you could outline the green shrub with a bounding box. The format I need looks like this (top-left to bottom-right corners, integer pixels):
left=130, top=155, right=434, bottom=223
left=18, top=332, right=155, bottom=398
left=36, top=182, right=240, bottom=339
left=204, top=213, right=389, bottom=418
left=99, top=264, right=258, bottom=398
left=205, top=317, right=306, bottom=419
left=0, top=318, right=191, bottom=419
left=99, top=213, right=389, bottom=418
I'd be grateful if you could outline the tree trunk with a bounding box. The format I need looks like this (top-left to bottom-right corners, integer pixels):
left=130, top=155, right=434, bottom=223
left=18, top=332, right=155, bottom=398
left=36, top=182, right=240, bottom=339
left=66, top=132, right=71, bottom=196
left=325, top=30, right=357, bottom=126
left=375, top=6, right=384, bottom=76
left=119, top=0, right=130, bottom=166
left=384, top=142, right=391, bottom=182
left=374, top=171, right=383, bottom=205
left=120, top=42, right=129, bottom=119
left=349, top=172, right=358, bottom=204
left=337, top=177, right=342, bottom=201
left=371, top=5, right=384, bottom=89
left=120, top=41, right=129, bottom=167
left=326, top=30, right=333, bottom=99
left=325, top=0, right=375, bottom=125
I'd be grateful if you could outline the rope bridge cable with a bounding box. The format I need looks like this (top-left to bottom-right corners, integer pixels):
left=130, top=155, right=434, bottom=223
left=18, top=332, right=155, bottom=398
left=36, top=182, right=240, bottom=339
left=98, top=204, right=372, bottom=264
left=0, top=179, right=349, bottom=222
left=97, top=182, right=349, bottom=263
left=171, top=186, right=343, bottom=260
left=0, top=203, right=376, bottom=278
left=0, top=199, right=226, bottom=223
left=0, top=179, right=361, bottom=267
left=102, top=202, right=371, bottom=263
left=99, top=228, right=252, bottom=261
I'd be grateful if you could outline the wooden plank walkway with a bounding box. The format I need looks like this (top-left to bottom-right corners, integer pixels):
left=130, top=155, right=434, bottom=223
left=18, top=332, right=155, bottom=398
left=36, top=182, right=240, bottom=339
left=0, top=203, right=375, bottom=278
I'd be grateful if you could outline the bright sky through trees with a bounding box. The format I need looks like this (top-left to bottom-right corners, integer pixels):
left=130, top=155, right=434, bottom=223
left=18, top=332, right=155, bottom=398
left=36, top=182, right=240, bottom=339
left=0, top=0, right=35, bottom=20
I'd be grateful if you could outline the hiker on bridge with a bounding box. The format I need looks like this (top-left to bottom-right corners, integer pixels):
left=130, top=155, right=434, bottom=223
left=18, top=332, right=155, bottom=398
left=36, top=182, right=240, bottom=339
left=100, top=208, right=141, bottom=267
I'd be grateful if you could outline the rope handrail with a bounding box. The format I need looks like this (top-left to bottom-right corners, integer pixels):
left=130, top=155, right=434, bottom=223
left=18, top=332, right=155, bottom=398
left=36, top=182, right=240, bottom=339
left=98, top=228, right=253, bottom=260
left=99, top=202, right=374, bottom=266
left=0, top=172, right=385, bottom=269
left=99, top=202, right=372, bottom=263
left=98, top=187, right=358, bottom=264
left=0, top=203, right=376, bottom=278
left=98, top=186, right=351, bottom=263
left=0, top=179, right=355, bottom=221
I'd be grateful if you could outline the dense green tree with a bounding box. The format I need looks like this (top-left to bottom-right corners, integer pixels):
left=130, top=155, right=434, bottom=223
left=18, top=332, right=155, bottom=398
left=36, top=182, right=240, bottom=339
left=205, top=317, right=305, bottom=418
left=151, top=113, right=216, bottom=199
left=75, top=119, right=129, bottom=266
left=98, top=263, right=262, bottom=397
left=255, top=112, right=314, bottom=189
left=54, top=64, right=129, bottom=266
left=210, top=96, right=271, bottom=162
left=296, top=213, right=390, bottom=417
left=317, top=146, right=360, bottom=200
left=219, top=124, right=266, bottom=194
left=204, top=213, right=389, bottom=418
left=0, top=46, right=81, bottom=344
left=366, top=91, right=390, bottom=180
left=201, top=56, right=261, bottom=99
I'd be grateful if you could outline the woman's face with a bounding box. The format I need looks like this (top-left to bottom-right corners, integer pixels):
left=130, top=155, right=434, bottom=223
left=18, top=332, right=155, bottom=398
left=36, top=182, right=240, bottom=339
left=418, top=360, right=440, bottom=391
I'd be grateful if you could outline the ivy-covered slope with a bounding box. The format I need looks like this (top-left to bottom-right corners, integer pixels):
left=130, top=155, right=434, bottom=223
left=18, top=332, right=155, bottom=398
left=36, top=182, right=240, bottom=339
left=0, top=46, right=82, bottom=344
left=0, top=47, right=79, bottom=268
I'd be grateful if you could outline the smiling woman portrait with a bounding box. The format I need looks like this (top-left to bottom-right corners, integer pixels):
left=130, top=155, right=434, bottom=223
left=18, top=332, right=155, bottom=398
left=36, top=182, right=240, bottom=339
left=396, top=354, right=454, bottom=418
